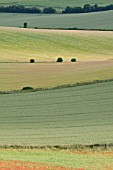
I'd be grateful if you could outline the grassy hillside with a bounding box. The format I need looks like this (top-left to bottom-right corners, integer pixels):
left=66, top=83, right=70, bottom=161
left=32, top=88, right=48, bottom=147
left=0, top=27, right=113, bottom=62
left=0, top=11, right=113, bottom=30
left=0, top=80, right=113, bottom=145
left=0, top=0, right=112, bottom=9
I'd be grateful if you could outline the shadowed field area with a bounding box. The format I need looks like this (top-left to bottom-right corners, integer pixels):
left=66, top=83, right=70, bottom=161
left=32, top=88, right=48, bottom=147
left=0, top=11, right=113, bottom=29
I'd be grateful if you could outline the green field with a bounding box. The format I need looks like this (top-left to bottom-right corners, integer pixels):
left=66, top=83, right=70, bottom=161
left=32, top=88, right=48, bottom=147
left=0, top=11, right=113, bottom=29
left=0, top=27, right=113, bottom=62
left=0, top=148, right=113, bottom=169
left=1, top=1, right=113, bottom=168
left=0, top=80, right=113, bottom=145
left=0, top=0, right=112, bottom=9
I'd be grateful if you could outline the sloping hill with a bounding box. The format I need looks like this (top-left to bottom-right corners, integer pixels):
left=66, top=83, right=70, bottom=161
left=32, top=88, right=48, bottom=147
left=0, top=10, right=113, bottom=30
left=0, top=80, right=113, bottom=145
left=0, top=27, right=113, bottom=62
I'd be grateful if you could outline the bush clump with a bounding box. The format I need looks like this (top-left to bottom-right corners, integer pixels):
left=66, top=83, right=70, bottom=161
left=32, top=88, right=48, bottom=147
left=56, top=57, right=63, bottom=62
left=22, top=86, right=34, bottom=90
left=30, top=59, right=35, bottom=63
left=71, top=58, right=76, bottom=62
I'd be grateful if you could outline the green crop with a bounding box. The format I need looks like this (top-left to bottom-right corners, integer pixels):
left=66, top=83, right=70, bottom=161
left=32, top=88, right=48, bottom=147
left=0, top=11, right=113, bottom=30
left=0, top=81, right=113, bottom=146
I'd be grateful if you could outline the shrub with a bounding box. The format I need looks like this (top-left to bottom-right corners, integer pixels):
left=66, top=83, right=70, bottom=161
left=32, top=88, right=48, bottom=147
left=23, top=22, right=28, bottom=28
left=43, top=7, right=57, bottom=14
left=22, top=86, right=34, bottom=90
left=71, top=58, right=76, bottom=62
left=30, top=59, right=35, bottom=63
left=56, top=57, right=63, bottom=62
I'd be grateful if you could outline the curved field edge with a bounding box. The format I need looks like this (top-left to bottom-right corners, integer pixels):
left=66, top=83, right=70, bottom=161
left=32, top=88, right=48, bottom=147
left=0, top=80, right=113, bottom=146
left=0, top=148, right=113, bottom=169
left=0, top=60, right=113, bottom=91
left=0, top=78, right=113, bottom=94
left=0, top=27, right=113, bottom=62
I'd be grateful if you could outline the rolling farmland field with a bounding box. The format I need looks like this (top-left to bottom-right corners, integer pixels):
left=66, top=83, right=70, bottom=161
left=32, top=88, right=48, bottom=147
left=0, top=27, right=113, bottom=62
left=0, top=0, right=112, bottom=9
left=0, top=27, right=113, bottom=91
left=0, top=11, right=113, bottom=167
left=0, top=11, right=113, bottom=29
left=0, top=80, right=113, bottom=146
left=0, top=61, right=113, bottom=91
left=0, top=5, right=113, bottom=167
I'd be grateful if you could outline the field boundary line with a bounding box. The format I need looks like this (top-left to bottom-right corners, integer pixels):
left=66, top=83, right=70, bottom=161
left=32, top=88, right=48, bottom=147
left=0, top=78, right=113, bottom=95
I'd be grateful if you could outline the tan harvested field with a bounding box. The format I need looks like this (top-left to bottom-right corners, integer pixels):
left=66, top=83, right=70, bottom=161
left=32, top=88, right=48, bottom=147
left=0, top=27, right=113, bottom=62
left=0, top=27, right=113, bottom=91
left=0, top=60, right=113, bottom=91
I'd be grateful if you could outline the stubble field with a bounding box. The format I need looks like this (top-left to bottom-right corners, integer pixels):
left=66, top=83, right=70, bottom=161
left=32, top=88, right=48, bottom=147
left=0, top=61, right=113, bottom=91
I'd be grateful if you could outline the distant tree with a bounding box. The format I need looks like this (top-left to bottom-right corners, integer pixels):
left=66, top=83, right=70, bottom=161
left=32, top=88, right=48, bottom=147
left=62, top=6, right=74, bottom=13
left=71, top=58, right=76, bottom=62
left=83, top=4, right=92, bottom=12
left=56, top=57, right=63, bottom=62
left=43, top=7, right=57, bottom=14
left=30, top=59, right=35, bottom=63
left=23, top=22, right=28, bottom=28
left=22, top=86, right=34, bottom=90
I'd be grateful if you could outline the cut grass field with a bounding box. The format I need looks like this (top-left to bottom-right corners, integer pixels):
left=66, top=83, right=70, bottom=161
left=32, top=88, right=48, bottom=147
left=0, top=11, right=113, bottom=30
left=0, top=80, right=113, bottom=146
left=0, top=148, right=113, bottom=169
left=0, top=27, right=113, bottom=62
left=0, top=0, right=112, bottom=9
left=0, top=61, right=113, bottom=91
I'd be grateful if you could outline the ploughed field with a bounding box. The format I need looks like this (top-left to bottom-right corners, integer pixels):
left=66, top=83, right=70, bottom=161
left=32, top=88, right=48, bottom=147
left=0, top=10, right=113, bottom=30
left=0, top=80, right=113, bottom=145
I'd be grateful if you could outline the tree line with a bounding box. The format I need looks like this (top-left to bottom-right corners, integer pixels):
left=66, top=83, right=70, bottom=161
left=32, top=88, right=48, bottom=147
left=0, top=6, right=56, bottom=14
left=62, top=4, right=113, bottom=13
left=0, top=4, right=113, bottom=14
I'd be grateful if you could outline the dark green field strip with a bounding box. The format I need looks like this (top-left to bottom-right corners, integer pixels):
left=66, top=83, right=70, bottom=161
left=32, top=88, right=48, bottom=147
left=1, top=10, right=113, bottom=29
left=0, top=81, right=113, bottom=145
left=0, top=81, right=113, bottom=107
